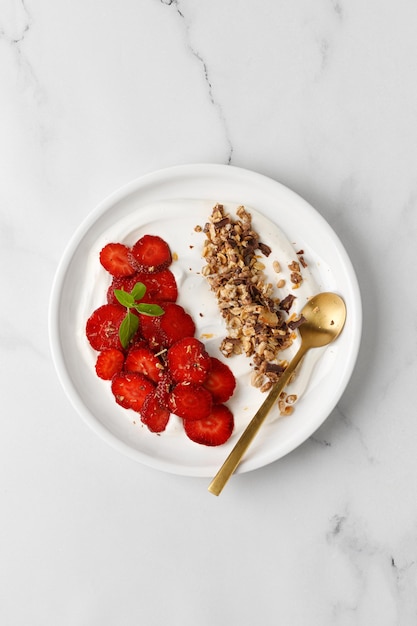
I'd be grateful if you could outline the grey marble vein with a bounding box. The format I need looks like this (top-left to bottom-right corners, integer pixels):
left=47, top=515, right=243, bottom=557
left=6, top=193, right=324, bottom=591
left=160, top=0, right=234, bottom=164
left=0, top=0, right=43, bottom=106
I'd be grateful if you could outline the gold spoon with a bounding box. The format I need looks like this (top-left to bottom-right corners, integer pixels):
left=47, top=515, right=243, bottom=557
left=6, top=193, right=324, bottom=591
left=208, top=292, right=347, bottom=496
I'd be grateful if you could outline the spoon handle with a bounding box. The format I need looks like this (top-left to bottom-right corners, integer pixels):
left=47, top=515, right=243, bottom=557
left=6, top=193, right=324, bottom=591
left=208, top=344, right=308, bottom=496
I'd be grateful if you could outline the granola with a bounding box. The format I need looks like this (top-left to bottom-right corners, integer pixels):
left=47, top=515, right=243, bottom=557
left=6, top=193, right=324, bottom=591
left=199, top=203, right=305, bottom=398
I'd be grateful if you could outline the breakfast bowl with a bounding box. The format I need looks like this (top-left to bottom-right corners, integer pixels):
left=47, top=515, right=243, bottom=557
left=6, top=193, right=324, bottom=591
left=49, top=164, right=362, bottom=476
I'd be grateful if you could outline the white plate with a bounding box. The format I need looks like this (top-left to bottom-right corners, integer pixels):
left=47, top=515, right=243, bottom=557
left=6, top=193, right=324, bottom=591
left=49, top=164, right=362, bottom=477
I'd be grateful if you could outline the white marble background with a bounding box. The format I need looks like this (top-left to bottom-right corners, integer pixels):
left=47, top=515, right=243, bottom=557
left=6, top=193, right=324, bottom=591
left=1, top=0, right=417, bottom=624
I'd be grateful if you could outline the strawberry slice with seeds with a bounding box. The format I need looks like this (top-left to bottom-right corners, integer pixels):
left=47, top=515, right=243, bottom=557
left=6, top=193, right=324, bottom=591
left=111, top=371, right=155, bottom=412
left=140, top=390, right=171, bottom=433
left=139, top=313, right=166, bottom=351
left=107, top=270, right=178, bottom=305
left=155, top=372, right=174, bottom=408
left=140, top=270, right=178, bottom=303
left=168, top=383, right=212, bottom=420
left=125, top=346, right=164, bottom=383
left=203, top=357, right=236, bottom=403
left=86, top=304, right=127, bottom=351
left=167, top=337, right=211, bottom=384
left=159, top=303, right=195, bottom=347
left=107, top=274, right=140, bottom=305
left=183, top=404, right=234, bottom=446
left=100, top=243, right=136, bottom=277
left=95, top=348, right=125, bottom=380
left=130, top=234, right=172, bottom=274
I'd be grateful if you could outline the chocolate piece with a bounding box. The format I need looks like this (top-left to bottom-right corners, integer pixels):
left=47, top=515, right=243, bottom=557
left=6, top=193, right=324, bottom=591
left=279, top=294, right=296, bottom=313
left=258, top=242, right=272, bottom=257
left=288, top=315, right=306, bottom=330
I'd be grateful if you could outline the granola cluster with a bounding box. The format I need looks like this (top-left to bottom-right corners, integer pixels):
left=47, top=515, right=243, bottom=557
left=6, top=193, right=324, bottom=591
left=198, top=203, right=305, bottom=400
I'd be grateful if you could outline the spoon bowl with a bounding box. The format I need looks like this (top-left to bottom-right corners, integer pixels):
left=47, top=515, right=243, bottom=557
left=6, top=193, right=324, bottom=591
left=208, top=292, right=347, bottom=495
left=298, top=292, right=346, bottom=348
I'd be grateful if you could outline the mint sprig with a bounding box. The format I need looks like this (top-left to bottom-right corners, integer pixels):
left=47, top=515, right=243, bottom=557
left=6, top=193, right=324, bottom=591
left=114, top=282, right=164, bottom=349
left=118, top=311, right=139, bottom=348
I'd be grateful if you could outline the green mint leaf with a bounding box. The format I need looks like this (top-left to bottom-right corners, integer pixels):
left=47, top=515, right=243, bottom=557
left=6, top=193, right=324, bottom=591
left=133, top=303, right=165, bottom=317
left=130, top=282, right=147, bottom=301
left=118, top=311, right=139, bottom=348
left=114, top=289, right=135, bottom=308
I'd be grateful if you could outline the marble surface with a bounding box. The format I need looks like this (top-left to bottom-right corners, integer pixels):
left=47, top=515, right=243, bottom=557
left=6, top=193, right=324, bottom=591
left=1, top=1, right=417, bottom=624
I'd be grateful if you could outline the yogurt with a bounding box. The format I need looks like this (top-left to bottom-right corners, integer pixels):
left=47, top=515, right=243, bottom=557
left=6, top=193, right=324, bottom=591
left=77, top=199, right=320, bottom=433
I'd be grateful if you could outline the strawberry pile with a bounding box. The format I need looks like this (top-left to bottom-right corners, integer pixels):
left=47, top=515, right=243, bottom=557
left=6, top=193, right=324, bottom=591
left=85, top=235, right=236, bottom=446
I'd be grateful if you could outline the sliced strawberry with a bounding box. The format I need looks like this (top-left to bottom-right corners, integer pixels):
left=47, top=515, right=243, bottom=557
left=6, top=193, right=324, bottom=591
left=130, top=234, right=172, bottom=273
left=168, top=383, right=212, bottom=420
left=140, top=390, right=171, bottom=433
left=107, top=270, right=178, bottom=305
left=167, top=337, right=211, bottom=384
left=86, top=304, right=127, bottom=351
left=95, top=348, right=125, bottom=380
left=159, top=303, right=195, bottom=347
left=203, top=357, right=236, bottom=403
left=100, top=242, right=136, bottom=277
left=111, top=371, right=155, bottom=412
left=107, top=274, right=140, bottom=305
left=138, top=313, right=166, bottom=351
left=138, top=303, right=194, bottom=351
left=155, top=372, right=174, bottom=408
left=129, top=336, right=148, bottom=350
left=140, top=270, right=178, bottom=303
left=183, top=404, right=234, bottom=446
left=125, top=346, right=164, bottom=383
